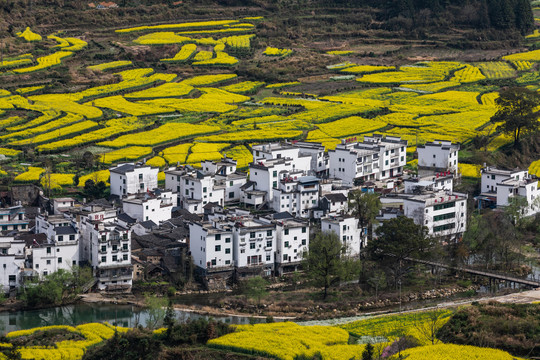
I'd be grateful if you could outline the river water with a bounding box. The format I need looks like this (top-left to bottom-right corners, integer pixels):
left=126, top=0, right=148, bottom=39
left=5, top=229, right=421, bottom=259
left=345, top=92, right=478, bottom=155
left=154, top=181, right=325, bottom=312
left=0, top=302, right=268, bottom=334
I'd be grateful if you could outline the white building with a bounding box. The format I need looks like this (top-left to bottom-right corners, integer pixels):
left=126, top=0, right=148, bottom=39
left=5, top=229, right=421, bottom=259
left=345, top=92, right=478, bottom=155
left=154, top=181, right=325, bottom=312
left=272, top=176, right=320, bottom=218
left=479, top=167, right=540, bottom=216
left=404, top=173, right=454, bottom=194
left=88, top=222, right=132, bottom=291
left=178, top=170, right=225, bottom=214
left=328, top=135, right=407, bottom=186
left=403, top=191, right=468, bottom=239
left=0, top=205, right=29, bottom=232
left=417, top=140, right=460, bottom=175
left=320, top=193, right=348, bottom=216
left=320, top=215, right=362, bottom=256
left=33, top=214, right=80, bottom=277
left=232, top=218, right=275, bottom=277
left=122, top=190, right=174, bottom=224
left=52, top=197, right=76, bottom=215
left=275, top=218, right=309, bottom=275
left=110, top=163, right=159, bottom=197
left=0, top=237, right=25, bottom=293
left=189, top=221, right=234, bottom=272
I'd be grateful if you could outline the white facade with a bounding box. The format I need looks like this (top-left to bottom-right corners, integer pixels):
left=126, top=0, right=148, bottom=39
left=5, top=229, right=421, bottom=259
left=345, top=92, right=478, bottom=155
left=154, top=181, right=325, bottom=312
left=404, top=174, right=454, bottom=194
left=404, top=191, right=468, bottom=238
left=272, top=176, right=320, bottom=218
left=0, top=206, right=29, bottom=232
left=110, top=164, right=158, bottom=197
left=88, top=223, right=132, bottom=291
left=189, top=221, right=234, bottom=271
left=0, top=237, right=25, bottom=292
left=328, top=135, right=407, bottom=186
left=179, top=171, right=225, bottom=214
left=275, top=219, right=309, bottom=273
left=122, top=191, right=174, bottom=224
left=480, top=167, right=540, bottom=216
left=417, top=140, right=460, bottom=173
left=320, top=216, right=362, bottom=256
left=52, top=197, right=75, bottom=215
left=232, top=219, right=275, bottom=275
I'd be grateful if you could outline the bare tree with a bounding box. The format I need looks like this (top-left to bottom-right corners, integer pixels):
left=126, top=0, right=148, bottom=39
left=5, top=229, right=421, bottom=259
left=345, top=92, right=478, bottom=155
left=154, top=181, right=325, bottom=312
left=412, top=310, right=449, bottom=345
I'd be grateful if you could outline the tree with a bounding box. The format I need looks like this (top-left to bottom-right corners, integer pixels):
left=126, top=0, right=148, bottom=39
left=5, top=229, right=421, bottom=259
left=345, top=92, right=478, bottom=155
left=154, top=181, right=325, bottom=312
left=242, top=276, right=268, bottom=305
left=144, top=294, right=168, bottom=330
left=367, top=216, right=433, bottom=287
left=490, top=87, right=540, bottom=148
left=412, top=310, right=449, bottom=345
left=302, top=231, right=347, bottom=299
left=82, top=179, right=108, bottom=201
left=348, top=190, right=382, bottom=247
left=362, top=342, right=374, bottom=360
left=368, top=270, right=386, bottom=301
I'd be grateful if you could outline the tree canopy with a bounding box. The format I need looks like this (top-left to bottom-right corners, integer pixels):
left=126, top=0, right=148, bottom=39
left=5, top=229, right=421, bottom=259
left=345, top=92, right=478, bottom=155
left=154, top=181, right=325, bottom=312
left=491, top=87, right=540, bottom=147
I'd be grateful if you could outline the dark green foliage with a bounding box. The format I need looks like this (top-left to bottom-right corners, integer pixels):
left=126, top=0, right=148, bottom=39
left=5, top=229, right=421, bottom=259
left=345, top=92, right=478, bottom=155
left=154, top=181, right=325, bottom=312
left=362, top=343, right=374, bottom=360
left=491, top=87, right=540, bottom=147
left=82, top=328, right=162, bottom=360
left=82, top=179, right=109, bottom=201
left=163, top=318, right=233, bottom=346
left=437, top=302, right=540, bottom=357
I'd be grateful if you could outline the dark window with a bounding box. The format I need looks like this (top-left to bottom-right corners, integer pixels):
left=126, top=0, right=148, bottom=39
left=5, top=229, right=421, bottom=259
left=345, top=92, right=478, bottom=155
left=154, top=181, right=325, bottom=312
left=250, top=243, right=255, bottom=249
left=225, top=248, right=230, bottom=254
left=284, top=229, right=289, bottom=235
left=302, top=227, right=306, bottom=233
left=58, top=257, right=62, bottom=264
left=267, top=230, right=272, bottom=236
left=215, top=234, right=221, bottom=240
left=215, top=245, right=221, bottom=252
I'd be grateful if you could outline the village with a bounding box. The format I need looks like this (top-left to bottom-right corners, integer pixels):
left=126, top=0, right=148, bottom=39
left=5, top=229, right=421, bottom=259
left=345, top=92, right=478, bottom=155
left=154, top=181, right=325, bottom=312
left=0, top=136, right=537, bottom=296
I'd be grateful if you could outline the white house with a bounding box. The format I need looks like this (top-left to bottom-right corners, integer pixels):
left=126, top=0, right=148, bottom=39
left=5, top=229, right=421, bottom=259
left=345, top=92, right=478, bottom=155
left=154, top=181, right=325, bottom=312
left=232, top=218, right=275, bottom=277
left=88, top=222, right=132, bottom=291
left=122, top=190, right=174, bottom=224
left=320, top=215, right=362, bottom=256
left=32, top=214, right=80, bottom=278
left=189, top=221, right=234, bottom=272
left=328, top=135, right=407, bottom=186
left=320, top=193, right=348, bottom=216
left=110, top=163, right=158, bottom=197
left=0, top=237, right=25, bottom=293
left=0, top=205, right=29, bottom=232
left=275, top=218, right=309, bottom=275
left=403, top=191, right=468, bottom=239
left=404, top=173, right=454, bottom=194
left=417, top=140, right=460, bottom=175
left=52, top=197, right=76, bottom=215
left=479, top=167, right=540, bottom=216
left=272, top=175, right=320, bottom=218
left=178, top=170, right=225, bottom=214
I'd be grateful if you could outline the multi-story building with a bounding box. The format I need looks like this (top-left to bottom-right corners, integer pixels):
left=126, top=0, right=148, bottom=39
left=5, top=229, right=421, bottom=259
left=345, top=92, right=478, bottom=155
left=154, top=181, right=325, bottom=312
left=0, top=205, right=29, bottom=232
left=274, top=218, right=309, bottom=275
left=189, top=220, right=234, bottom=272
left=178, top=170, right=225, bottom=214
left=87, top=222, right=132, bottom=291
left=417, top=140, right=460, bottom=175
left=122, top=190, right=174, bottom=224
left=320, top=193, right=348, bottom=216
left=479, top=167, right=540, bottom=216
left=272, top=176, right=320, bottom=218
left=403, top=173, right=454, bottom=194
left=110, top=163, right=158, bottom=197
left=0, top=237, right=25, bottom=292
left=320, top=215, right=362, bottom=256
left=403, top=191, right=468, bottom=239
left=328, top=135, right=407, bottom=186
left=33, top=214, right=80, bottom=277
left=232, top=218, right=275, bottom=277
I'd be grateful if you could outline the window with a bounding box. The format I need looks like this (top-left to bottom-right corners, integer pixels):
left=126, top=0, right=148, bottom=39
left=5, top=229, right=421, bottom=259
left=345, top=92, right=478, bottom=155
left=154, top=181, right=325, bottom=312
left=139, top=174, right=143, bottom=180
left=58, top=257, right=62, bottom=264
left=112, top=245, right=118, bottom=251
left=225, top=237, right=231, bottom=243
left=112, top=255, right=117, bottom=261
left=266, top=240, right=272, bottom=247
left=342, top=225, right=347, bottom=231
left=433, top=223, right=456, bottom=232
left=203, top=187, right=207, bottom=193
left=225, top=248, right=231, bottom=254
left=47, top=260, right=51, bottom=265
left=273, top=181, right=277, bottom=188
left=250, top=243, right=255, bottom=249
left=225, top=260, right=231, bottom=265
left=267, top=230, right=272, bottom=236
left=46, top=247, right=51, bottom=254
left=211, top=259, right=216, bottom=266
left=215, top=234, right=221, bottom=240
left=145, top=205, right=149, bottom=210
left=302, top=227, right=306, bottom=233
left=58, top=235, right=63, bottom=241
left=229, top=191, right=234, bottom=198
left=43, top=271, right=48, bottom=276
left=215, top=245, right=221, bottom=252
left=73, top=260, right=77, bottom=266
left=433, top=202, right=455, bottom=211
left=101, top=235, right=107, bottom=241
left=69, top=235, right=75, bottom=241
left=284, top=229, right=289, bottom=235
left=284, top=241, right=289, bottom=248
left=283, top=254, right=288, bottom=261
left=140, top=183, right=144, bottom=190
left=385, top=160, right=388, bottom=165
left=250, top=232, right=255, bottom=238
left=101, top=245, right=106, bottom=252
left=230, top=181, right=233, bottom=186
left=123, top=243, right=128, bottom=250
left=266, top=254, right=271, bottom=261
left=101, top=256, right=106, bottom=263
left=240, top=249, right=245, bottom=254
left=35, top=264, right=39, bottom=269
left=433, top=212, right=455, bottom=222
left=273, top=170, right=277, bottom=177
left=302, top=239, right=306, bottom=245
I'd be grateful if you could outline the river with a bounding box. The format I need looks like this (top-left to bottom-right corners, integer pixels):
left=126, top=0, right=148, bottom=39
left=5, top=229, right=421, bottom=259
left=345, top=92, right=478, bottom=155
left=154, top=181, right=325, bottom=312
left=0, top=302, right=269, bottom=334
